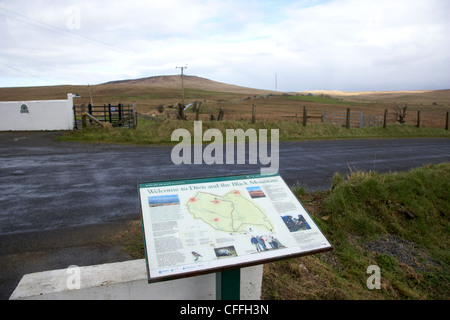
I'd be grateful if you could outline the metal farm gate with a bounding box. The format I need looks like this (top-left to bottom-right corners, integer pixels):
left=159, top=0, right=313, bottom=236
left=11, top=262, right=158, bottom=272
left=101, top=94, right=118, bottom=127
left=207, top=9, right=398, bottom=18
left=73, top=103, right=137, bottom=129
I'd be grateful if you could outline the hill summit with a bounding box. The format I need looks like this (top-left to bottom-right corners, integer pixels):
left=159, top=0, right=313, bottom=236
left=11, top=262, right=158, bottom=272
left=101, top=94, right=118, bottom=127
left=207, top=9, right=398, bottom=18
left=102, top=75, right=273, bottom=94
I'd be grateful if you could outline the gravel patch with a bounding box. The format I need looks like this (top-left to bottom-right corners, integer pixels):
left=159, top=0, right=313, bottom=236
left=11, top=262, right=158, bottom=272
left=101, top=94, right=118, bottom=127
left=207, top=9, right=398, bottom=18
left=364, top=235, right=440, bottom=271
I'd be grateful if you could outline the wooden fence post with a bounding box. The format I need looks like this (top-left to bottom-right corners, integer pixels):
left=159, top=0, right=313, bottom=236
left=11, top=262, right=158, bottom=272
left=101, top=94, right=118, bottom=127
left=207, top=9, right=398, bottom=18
left=383, top=109, right=388, bottom=128
left=218, top=108, right=224, bottom=121
left=84, top=112, right=106, bottom=127
left=81, top=104, right=87, bottom=129
left=345, top=108, right=351, bottom=129
left=195, top=101, right=200, bottom=121
left=416, top=110, right=421, bottom=128
left=303, top=106, right=307, bottom=126
left=108, top=105, right=112, bottom=123
left=445, top=111, right=449, bottom=130
left=118, top=103, right=122, bottom=122
left=177, top=103, right=186, bottom=120
left=88, top=104, right=93, bottom=124
left=133, top=102, right=137, bottom=129
left=252, top=104, right=256, bottom=124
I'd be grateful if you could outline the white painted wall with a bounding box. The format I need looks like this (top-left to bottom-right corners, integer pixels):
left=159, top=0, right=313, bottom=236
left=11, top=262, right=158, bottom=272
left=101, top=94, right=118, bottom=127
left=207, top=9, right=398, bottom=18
left=9, top=259, right=263, bottom=300
left=0, top=93, right=75, bottom=131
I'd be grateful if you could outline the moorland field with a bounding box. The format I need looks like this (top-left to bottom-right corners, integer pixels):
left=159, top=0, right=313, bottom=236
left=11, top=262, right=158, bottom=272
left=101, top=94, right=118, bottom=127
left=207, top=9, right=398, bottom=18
left=1, top=75, right=449, bottom=128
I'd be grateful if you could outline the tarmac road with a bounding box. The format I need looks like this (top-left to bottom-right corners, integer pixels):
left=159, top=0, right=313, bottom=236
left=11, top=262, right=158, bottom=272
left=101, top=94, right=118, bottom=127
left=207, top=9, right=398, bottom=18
left=1, top=131, right=449, bottom=299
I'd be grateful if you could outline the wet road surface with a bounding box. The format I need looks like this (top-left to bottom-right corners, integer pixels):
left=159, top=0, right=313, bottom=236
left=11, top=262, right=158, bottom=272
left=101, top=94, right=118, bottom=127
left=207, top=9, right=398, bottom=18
left=1, top=132, right=449, bottom=299
left=1, top=133, right=449, bottom=235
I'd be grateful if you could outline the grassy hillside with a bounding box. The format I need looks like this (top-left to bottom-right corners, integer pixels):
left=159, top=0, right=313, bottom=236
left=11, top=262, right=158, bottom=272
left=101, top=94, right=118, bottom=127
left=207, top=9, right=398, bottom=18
left=262, top=163, right=450, bottom=300
left=0, top=75, right=274, bottom=114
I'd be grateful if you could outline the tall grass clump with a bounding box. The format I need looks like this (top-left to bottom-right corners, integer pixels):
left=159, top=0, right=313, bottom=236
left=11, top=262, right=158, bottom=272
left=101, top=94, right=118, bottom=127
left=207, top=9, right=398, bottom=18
left=321, top=163, right=450, bottom=298
left=263, top=163, right=450, bottom=300
left=324, top=164, right=450, bottom=245
left=58, top=115, right=450, bottom=145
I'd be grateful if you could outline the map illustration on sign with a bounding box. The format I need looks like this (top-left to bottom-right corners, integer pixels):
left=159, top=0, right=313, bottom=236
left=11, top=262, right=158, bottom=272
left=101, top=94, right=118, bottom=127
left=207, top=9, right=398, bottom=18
left=186, top=190, right=274, bottom=234
left=139, top=173, right=332, bottom=282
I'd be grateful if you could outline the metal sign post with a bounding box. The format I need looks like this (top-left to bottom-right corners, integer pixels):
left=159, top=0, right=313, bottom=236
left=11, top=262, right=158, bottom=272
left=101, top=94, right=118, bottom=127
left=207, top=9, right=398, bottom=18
left=216, top=268, right=240, bottom=300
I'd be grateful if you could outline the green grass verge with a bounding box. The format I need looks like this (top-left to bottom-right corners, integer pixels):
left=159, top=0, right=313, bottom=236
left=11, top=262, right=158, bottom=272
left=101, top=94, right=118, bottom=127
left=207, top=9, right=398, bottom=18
left=57, top=117, right=450, bottom=145
left=263, top=163, right=450, bottom=300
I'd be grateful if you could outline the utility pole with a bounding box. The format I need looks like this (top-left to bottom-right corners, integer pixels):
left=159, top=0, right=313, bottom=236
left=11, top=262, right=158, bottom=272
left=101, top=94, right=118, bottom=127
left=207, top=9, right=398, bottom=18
left=176, top=65, right=188, bottom=105
left=275, top=73, right=277, bottom=91
left=88, top=84, right=93, bottom=106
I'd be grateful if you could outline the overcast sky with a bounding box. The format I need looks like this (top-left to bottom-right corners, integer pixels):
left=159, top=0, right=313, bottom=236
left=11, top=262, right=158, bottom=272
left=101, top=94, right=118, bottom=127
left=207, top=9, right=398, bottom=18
left=0, top=0, right=449, bottom=92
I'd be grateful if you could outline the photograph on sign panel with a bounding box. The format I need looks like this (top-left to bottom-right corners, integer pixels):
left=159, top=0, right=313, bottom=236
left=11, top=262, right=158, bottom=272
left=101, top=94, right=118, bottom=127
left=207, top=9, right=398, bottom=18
left=246, top=186, right=266, bottom=199
left=282, top=214, right=312, bottom=232
left=214, top=246, right=238, bottom=259
left=250, top=234, right=285, bottom=252
left=148, top=194, right=180, bottom=207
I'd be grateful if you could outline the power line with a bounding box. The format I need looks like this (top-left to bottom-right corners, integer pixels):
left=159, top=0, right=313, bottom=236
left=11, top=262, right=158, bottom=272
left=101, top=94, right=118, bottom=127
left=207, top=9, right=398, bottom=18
left=0, top=61, right=57, bottom=84
left=0, top=7, right=125, bottom=53
left=0, top=6, right=130, bottom=86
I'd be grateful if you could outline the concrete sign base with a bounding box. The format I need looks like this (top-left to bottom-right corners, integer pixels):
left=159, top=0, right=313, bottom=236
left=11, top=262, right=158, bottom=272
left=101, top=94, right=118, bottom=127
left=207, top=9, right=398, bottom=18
left=9, top=259, right=262, bottom=300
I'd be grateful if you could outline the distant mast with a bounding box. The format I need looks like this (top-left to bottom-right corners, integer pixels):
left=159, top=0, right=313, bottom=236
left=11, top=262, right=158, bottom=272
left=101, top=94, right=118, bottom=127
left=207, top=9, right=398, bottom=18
left=176, top=65, right=188, bottom=105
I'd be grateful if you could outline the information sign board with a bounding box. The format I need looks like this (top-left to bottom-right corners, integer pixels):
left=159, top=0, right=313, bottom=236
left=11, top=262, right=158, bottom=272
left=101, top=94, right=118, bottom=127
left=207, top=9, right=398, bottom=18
left=138, top=173, right=332, bottom=283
